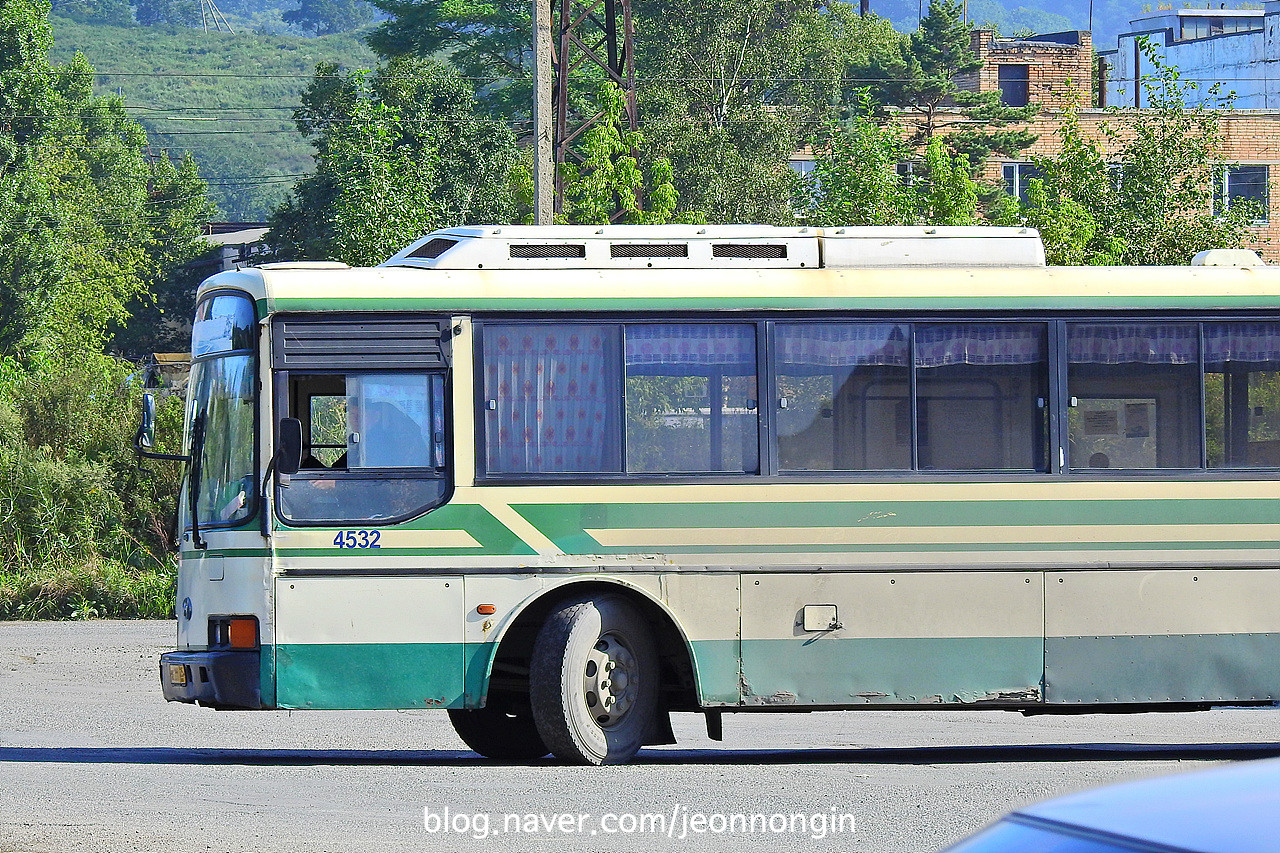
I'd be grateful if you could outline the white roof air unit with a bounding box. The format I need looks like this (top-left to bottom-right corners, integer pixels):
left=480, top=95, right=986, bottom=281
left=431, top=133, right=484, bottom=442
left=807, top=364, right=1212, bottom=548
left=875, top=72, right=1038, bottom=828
left=383, top=225, right=820, bottom=269
left=821, top=226, right=1046, bottom=268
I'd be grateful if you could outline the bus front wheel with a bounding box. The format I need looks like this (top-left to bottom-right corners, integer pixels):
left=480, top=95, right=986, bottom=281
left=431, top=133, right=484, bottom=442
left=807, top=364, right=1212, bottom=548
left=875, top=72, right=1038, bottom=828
left=447, top=705, right=550, bottom=760
left=530, top=594, right=659, bottom=765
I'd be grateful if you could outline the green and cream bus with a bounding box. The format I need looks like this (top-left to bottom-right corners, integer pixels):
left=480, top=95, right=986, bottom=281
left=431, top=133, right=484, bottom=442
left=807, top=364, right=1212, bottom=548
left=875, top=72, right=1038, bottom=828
left=143, top=225, right=1280, bottom=765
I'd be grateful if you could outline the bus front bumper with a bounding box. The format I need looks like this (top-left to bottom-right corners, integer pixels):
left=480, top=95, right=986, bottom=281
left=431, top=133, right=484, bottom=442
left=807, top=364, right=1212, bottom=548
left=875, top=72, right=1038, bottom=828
left=160, top=649, right=262, bottom=709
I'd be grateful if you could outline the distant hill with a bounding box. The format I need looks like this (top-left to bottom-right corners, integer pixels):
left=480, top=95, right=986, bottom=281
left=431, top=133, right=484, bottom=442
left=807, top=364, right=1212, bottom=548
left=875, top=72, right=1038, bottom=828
left=50, top=17, right=376, bottom=220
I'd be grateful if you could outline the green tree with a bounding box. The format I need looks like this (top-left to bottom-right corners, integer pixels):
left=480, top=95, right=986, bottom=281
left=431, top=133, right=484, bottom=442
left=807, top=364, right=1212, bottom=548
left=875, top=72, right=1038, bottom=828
left=858, top=0, right=1037, bottom=164
left=50, top=0, right=133, bottom=26
left=0, top=6, right=213, bottom=362
left=130, top=0, right=199, bottom=26
left=803, top=99, right=979, bottom=227
left=283, top=0, right=373, bottom=35
left=995, top=44, right=1258, bottom=266
left=112, top=153, right=218, bottom=358
left=365, top=0, right=528, bottom=84
left=632, top=0, right=898, bottom=224
left=366, top=0, right=900, bottom=223
left=804, top=99, right=918, bottom=226
left=639, top=0, right=902, bottom=224
left=554, top=82, right=680, bottom=225
left=0, top=0, right=215, bottom=618
left=268, top=57, right=519, bottom=265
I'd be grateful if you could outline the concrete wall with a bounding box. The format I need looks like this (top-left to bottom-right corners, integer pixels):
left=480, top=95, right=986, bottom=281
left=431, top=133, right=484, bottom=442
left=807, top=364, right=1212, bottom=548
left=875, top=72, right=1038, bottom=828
left=1102, top=8, right=1276, bottom=108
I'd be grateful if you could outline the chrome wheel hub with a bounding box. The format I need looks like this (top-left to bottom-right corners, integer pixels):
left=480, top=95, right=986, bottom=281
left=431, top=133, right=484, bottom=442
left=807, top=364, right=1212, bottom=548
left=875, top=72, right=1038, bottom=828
left=583, top=632, right=638, bottom=728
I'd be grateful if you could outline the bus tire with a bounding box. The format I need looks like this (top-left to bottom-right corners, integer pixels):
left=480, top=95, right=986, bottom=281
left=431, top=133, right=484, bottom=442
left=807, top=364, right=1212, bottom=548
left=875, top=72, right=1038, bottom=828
left=529, top=594, right=659, bottom=765
left=447, top=706, right=550, bottom=761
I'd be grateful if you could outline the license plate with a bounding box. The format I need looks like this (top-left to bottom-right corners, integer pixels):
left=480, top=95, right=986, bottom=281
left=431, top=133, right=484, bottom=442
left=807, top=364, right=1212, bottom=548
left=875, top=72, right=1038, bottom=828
left=168, top=664, right=187, bottom=686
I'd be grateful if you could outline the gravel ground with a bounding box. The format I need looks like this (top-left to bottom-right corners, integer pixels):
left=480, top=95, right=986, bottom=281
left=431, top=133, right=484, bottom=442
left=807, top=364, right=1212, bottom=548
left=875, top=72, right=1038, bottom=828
left=2, top=620, right=1278, bottom=852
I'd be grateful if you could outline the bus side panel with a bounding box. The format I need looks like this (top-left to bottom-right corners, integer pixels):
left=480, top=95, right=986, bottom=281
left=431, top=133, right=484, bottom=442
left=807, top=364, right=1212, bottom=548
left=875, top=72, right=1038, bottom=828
left=1046, top=568, right=1280, bottom=704
left=662, top=572, right=743, bottom=705
left=741, top=571, right=1045, bottom=706
left=274, top=576, right=465, bottom=710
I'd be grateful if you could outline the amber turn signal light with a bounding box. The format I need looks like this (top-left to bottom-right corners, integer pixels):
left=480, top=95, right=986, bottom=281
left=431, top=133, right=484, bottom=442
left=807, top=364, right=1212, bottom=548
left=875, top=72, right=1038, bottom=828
left=476, top=604, right=496, bottom=615
left=229, top=617, right=258, bottom=649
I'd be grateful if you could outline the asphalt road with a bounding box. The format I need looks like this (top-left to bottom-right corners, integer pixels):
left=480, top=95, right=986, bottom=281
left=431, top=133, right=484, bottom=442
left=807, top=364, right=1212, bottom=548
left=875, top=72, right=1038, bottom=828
left=2, top=620, right=1279, bottom=853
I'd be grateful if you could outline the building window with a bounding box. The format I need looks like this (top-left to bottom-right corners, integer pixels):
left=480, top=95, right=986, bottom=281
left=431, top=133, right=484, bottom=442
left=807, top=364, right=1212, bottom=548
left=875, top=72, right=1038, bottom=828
left=896, top=161, right=919, bottom=187
left=788, top=158, right=816, bottom=180
left=998, top=64, right=1030, bottom=107
left=1001, top=162, right=1043, bottom=204
left=1181, top=17, right=1207, bottom=39
left=1215, top=165, right=1269, bottom=223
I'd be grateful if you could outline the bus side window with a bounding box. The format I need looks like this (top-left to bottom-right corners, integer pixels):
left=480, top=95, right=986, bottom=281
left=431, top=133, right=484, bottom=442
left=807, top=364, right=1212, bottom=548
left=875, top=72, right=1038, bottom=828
left=1067, top=323, right=1200, bottom=469
left=308, top=391, right=348, bottom=467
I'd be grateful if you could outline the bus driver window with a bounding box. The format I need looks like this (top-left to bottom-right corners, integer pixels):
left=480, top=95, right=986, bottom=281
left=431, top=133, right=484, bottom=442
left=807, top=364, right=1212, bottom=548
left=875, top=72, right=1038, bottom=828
left=279, top=371, right=447, bottom=524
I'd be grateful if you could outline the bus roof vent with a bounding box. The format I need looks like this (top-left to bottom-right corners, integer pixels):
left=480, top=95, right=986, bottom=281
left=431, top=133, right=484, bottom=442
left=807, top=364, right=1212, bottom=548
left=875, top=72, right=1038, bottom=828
left=822, top=226, right=1045, bottom=267
left=510, top=243, right=587, bottom=259
left=611, top=243, right=689, bottom=258
left=713, top=243, right=788, bottom=259
left=408, top=238, right=458, bottom=259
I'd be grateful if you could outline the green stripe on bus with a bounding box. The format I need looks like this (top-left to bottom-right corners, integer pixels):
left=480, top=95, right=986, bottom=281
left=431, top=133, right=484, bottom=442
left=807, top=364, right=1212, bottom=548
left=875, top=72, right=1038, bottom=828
left=689, top=639, right=741, bottom=704
left=515, top=499, right=1280, bottom=554
left=270, top=503, right=537, bottom=557
left=265, top=633, right=1280, bottom=710
left=270, top=296, right=1280, bottom=312
left=1046, top=633, right=1280, bottom=704
left=737, top=636, right=1043, bottom=706
left=274, top=642, right=466, bottom=710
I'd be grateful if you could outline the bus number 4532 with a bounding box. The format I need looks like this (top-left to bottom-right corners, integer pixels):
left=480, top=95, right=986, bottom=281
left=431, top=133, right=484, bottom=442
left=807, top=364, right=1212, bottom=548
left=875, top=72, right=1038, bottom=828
left=333, top=530, right=381, bottom=549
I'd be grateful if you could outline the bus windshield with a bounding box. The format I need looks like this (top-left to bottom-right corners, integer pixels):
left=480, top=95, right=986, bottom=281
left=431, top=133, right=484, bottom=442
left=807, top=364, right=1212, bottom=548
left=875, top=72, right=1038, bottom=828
left=187, top=293, right=257, bottom=528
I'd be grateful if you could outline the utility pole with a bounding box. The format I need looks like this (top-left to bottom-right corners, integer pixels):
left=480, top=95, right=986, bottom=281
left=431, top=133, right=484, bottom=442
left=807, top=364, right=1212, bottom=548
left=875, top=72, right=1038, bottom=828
left=532, top=0, right=555, bottom=225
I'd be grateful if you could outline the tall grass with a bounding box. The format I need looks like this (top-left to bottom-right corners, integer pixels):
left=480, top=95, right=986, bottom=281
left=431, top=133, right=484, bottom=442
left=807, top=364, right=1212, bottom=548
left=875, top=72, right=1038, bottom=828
left=0, top=356, right=184, bottom=619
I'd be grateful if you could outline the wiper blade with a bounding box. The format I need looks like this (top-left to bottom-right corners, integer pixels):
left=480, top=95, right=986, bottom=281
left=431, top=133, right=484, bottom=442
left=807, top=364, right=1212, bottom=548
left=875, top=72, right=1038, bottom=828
left=189, top=412, right=206, bottom=550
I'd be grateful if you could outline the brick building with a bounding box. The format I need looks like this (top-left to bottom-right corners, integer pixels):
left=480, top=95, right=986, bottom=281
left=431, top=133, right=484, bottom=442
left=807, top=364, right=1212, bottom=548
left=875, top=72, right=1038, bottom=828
left=790, top=26, right=1280, bottom=259
left=957, top=30, right=1095, bottom=110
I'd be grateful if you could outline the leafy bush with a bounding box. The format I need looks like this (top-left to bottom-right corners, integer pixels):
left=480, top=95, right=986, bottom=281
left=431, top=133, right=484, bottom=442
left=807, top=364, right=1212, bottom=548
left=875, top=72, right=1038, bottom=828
left=0, top=355, right=184, bottom=619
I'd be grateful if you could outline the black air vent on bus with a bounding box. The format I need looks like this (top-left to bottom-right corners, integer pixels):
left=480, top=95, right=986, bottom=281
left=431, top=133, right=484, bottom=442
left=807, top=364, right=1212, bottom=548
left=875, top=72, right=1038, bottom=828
left=273, top=316, right=450, bottom=371
left=408, top=238, right=458, bottom=259
left=509, top=243, right=586, bottom=259
left=712, top=243, right=788, bottom=259
left=610, top=243, right=689, bottom=258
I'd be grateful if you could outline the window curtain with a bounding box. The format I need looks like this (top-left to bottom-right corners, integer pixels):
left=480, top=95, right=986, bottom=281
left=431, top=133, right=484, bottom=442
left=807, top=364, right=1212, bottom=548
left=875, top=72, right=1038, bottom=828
left=484, top=324, right=620, bottom=473
left=776, top=323, right=909, bottom=371
left=915, top=324, right=1045, bottom=367
left=625, top=324, right=756, bottom=375
left=1068, top=323, right=1199, bottom=364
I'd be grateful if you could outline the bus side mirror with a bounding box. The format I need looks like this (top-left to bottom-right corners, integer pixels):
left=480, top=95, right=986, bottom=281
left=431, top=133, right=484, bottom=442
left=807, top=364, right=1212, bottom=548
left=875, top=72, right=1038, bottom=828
left=277, top=418, right=303, bottom=475
left=133, top=392, right=189, bottom=463
left=139, top=393, right=156, bottom=449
